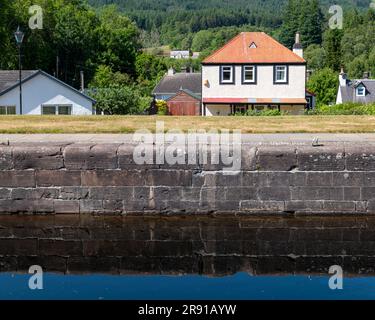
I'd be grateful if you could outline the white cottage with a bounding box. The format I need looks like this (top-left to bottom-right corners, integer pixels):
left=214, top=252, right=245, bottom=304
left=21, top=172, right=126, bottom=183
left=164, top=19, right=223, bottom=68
left=201, top=32, right=307, bottom=116
left=0, top=70, right=95, bottom=115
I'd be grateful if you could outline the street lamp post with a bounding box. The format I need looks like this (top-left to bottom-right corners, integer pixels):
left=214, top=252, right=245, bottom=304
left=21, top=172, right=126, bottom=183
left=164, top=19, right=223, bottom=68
left=14, top=27, right=24, bottom=115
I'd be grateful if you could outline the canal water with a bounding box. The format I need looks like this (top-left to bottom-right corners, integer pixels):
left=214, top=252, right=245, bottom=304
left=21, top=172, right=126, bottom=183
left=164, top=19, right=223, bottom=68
left=0, top=214, right=374, bottom=300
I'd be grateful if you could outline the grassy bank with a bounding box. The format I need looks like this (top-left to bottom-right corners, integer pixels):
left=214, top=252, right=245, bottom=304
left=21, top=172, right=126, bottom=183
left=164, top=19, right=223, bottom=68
left=1, top=115, right=375, bottom=134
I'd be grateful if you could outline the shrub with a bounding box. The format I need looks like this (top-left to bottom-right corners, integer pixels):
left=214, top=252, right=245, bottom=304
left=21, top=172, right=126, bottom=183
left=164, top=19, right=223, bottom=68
left=309, top=103, right=375, bottom=115
left=156, top=100, right=169, bottom=115
left=233, top=109, right=288, bottom=116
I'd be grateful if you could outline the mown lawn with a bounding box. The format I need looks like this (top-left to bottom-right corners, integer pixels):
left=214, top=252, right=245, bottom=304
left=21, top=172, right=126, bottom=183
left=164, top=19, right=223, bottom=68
left=0, top=115, right=375, bottom=133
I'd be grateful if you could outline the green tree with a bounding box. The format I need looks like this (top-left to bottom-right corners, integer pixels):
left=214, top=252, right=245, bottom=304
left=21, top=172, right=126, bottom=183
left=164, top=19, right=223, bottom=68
left=95, top=5, right=140, bottom=76
left=279, top=0, right=300, bottom=48
left=299, top=0, right=323, bottom=47
left=307, top=68, right=338, bottom=106
left=304, top=44, right=326, bottom=70
left=323, top=29, right=342, bottom=71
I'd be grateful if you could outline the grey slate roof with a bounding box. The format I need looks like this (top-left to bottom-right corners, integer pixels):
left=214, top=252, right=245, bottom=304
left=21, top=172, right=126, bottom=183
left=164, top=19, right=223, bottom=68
left=340, top=79, right=375, bottom=104
left=153, top=73, right=202, bottom=95
left=0, top=70, right=39, bottom=93
left=0, top=69, right=96, bottom=102
left=166, top=88, right=201, bottom=101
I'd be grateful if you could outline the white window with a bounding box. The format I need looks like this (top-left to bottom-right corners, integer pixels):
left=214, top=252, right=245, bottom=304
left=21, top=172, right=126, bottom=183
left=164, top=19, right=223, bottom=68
left=220, top=66, right=234, bottom=84
left=275, top=65, right=288, bottom=83
left=356, top=86, right=365, bottom=97
left=42, top=105, right=72, bottom=115
left=0, top=106, right=16, bottom=115
left=243, top=66, right=256, bottom=83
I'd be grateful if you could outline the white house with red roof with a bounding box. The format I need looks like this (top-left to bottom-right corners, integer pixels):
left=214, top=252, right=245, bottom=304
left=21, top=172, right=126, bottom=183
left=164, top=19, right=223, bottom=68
left=201, top=32, right=307, bottom=116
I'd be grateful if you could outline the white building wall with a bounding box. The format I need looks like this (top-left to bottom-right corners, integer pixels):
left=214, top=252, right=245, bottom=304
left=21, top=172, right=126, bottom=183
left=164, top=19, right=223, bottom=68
left=206, top=104, right=231, bottom=116
left=202, top=64, right=306, bottom=99
left=0, top=73, right=93, bottom=115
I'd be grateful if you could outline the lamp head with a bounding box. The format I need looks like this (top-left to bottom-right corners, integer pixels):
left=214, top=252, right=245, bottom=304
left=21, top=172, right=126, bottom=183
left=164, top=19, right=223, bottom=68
left=14, top=26, right=24, bottom=46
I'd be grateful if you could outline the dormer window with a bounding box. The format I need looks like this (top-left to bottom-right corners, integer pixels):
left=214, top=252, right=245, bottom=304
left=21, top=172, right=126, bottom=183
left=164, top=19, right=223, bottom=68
left=356, top=86, right=365, bottom=97
left=220, top=66, right=235, bottom=84
left=249, top=42, right=257, bottom=49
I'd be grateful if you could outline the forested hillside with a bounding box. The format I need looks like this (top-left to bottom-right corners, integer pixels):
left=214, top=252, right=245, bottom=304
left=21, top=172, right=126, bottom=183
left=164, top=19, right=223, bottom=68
left=88, top=0, right=372, bottom=48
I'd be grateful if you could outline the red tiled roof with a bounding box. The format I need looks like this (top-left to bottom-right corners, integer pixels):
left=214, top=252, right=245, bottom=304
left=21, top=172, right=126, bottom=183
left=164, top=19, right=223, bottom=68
left=203, top=98, right=307, bottom=104
left=203, top=32, right=306, bottom=64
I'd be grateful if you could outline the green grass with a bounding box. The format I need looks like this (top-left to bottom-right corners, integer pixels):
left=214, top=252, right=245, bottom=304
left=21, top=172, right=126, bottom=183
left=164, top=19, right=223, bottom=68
left=1, top=115, right=375, bottom=133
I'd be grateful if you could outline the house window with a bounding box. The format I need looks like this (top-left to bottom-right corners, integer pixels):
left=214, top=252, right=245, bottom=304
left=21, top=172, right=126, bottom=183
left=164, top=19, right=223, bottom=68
left=42, top=105, right=72, bottom=115
left=274, top=65, right=288, bottom=84
left=0, top=106, right=16, bottom=115
left=242, top=66, right=256, bottom=84
left=356, top=86, right=365, bottom=97
left=220, top=66, right=234, bottom=84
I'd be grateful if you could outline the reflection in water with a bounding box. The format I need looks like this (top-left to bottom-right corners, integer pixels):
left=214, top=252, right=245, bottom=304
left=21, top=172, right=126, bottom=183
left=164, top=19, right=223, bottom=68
left=0, top=214, right=374, bottom=276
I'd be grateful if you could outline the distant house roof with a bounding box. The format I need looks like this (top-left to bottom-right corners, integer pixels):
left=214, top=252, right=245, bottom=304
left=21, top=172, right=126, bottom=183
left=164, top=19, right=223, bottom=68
left=340, top=79, right=375, bottom=104
left=166, top=88, right=201, bottom=101
left=0, top=70, right=39, bottom=93
left=203, top=32, right=306, bottom=64
left=170, top=51, right=190, bottom=58
left=0, top=69, right=96, bottom=103
left=153, top=73, right=202, bottom=96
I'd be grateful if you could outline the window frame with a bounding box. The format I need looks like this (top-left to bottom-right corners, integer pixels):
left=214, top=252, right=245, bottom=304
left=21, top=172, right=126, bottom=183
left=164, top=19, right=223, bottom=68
left=242, top=65, right=257, bottom=84
left=42, top=104, right=72, bottom=115
left=220, top=65, right=235, bottom=85
left=356, top=86, right=366, bottom=97
left=0, top=105, right=16, bottom=115
left=274, top=65, right=289, bottom=84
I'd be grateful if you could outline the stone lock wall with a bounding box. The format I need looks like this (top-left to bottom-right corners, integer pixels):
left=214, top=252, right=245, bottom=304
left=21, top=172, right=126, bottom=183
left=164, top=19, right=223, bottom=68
left=0, top=142, right=375, bottom=215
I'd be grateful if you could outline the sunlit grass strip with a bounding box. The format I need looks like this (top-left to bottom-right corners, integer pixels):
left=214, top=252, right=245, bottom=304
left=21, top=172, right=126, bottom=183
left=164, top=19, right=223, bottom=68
left=0, top=115, right=375, bottom=133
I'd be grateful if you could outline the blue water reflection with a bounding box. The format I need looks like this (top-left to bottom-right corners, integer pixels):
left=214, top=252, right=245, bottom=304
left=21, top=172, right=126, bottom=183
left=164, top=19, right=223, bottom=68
left=0, top=272, right=374, bottom=300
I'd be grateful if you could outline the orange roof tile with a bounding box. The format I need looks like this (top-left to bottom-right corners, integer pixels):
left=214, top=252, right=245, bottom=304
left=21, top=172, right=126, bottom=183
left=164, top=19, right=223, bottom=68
left=203, top=32, right=306, bottom=64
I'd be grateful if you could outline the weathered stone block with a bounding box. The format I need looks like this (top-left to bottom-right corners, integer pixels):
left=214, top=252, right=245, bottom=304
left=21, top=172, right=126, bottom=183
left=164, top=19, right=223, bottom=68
left=343, top=187, right=361, bottom=201
left=306, top=172, right=333, bottom=186
left=36, top=170, right=81, bottom=187
left=258, top=187, right=291, bottom=201
left=145, top=170, right=192, bottom=186
left=0, top=188, right=11, bottom=199
left=0, top=199, right=54, bottom=213
left=333, top=172, right=364, bottom=186
left=322, top=201, right=356, bottom=212
left=81, top=170, right=144, bottom=187
left=64, top=144, right=120, bottom=170
left=11, top=188, right=59, bottom=200
left=89, top=187, right=133, bottom=201
left=257, top=146, right=297, bottom=171
left=284, top=200, right=323, bottom=212
left=297, top=145, right=345, bottom=171
left=67, top=257, right=120, bottom=274
left=59, top=187, right=89, bottom=200
left=291, top=187, right=343, bottom=201
left=13, top=146, right=63, bottom=170
left=0, top=146, right=13, bottom=170
left=54, top=200, right=80, bottom=214
left=0, top=171, right=35, bottom=187
left=0, top=239, right=37, bottom=255
left=240, top=200, right=285, bottom=212
left=361, top=187, right=375, bottom=201
left=346, top=144, right=375, bottom=171
left=39, top=240, right=83, bottom=256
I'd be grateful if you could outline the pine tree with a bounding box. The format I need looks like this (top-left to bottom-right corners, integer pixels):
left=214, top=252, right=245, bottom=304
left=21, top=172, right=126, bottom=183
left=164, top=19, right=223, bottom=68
left=279, top=0, right=300, bottom=49
left=324, top=28, right=343, bottom=71
left=299, top=0, right=323, bottom=47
